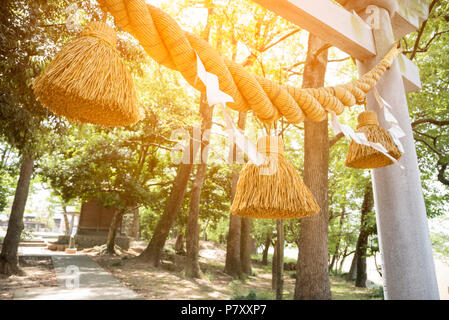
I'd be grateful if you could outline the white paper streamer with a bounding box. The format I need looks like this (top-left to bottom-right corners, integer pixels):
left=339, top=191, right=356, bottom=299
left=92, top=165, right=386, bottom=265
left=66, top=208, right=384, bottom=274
left=330, top=111, right=404, bottom=169
left=195, top=53, right=264, bottom=165
left=373, top=87, right=406, bottom=153
left=195, top=54, right=234, bottom=106
left=222, top=110, right=265, bottom=165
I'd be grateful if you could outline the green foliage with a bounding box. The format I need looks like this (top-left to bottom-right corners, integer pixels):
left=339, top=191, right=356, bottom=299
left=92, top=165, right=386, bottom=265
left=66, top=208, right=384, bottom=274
left=202, top=217, right=228, bottom=244
left=197, top=163, right=232, bottom=235
left=111, top=261, right=122, bottom=267
left=231, top=290, right=258, bottom=300
left=431, top=232, right=449, bottom=257
left=368, top=285, right=385, bottom=300
left=140, top=207, right=160, bottom=241
left=41, top=124, right=159, bottom=210
left=403, top=0, right=449, bottom=216
left=229, top=281, right=274, bottom=300
left=0, top=169, right=15, bottom=213
left=252, top=219, right=275, bottom=247
left=0, top=0, right=94, bottom=158
left=20, top=228, right=34, bottom=241
left=0, top=142, right=19, bottom=213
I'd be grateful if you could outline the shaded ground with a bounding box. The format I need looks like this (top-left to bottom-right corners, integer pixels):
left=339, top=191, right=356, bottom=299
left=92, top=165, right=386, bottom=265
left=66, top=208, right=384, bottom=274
left=0, top=256, right=58, bottom=300
left=434, top=254, right=449, bottom=300
left=12, top=255, right=141, bottom=300
left=0, top=240, right=383, bottom=300
left=92, top=240, right=381, bottom=300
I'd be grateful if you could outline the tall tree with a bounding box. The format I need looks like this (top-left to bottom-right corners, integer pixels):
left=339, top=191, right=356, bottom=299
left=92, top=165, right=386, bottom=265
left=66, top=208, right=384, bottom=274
left=273, top=219, right=284, bottom=300
left=0, top=0, right=75, bottom=275
left=0, top=156, right=34, bottom=275
left=185, top=95, right=214, bottom=278
left=139, top=160, right=195, bottom=265
left=139, top=1, right=215, bottom=267
left=184, top=4, right=216, bottom=277
left=354, top=183, right=375, bottom=287
left=225, top=167, right=243, bottom=277
left=240, top=217, right=253, bottom=275
left=224, top=112, right=246, bottom=278
left=294, top=34, right=331, bottom=300
left=328, top=205, right=346, bottom=272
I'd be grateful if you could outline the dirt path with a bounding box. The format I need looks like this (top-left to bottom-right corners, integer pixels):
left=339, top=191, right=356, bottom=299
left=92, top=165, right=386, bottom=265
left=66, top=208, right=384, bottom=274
left=13, top=255, right=141, bottom=300
left=0, top=256, right=58, bottom=300
left=434, top=256, right=449, bottom=300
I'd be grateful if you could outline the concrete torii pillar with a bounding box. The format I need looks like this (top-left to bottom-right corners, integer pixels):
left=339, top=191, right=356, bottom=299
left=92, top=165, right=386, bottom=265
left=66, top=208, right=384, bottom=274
left=356, top=3, right=440, bottom=299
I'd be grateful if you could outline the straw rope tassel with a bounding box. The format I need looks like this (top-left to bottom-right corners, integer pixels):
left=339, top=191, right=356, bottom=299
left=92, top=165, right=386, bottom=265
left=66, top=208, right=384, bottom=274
left=230, top=136, right=320, bottom=219
left=345, top=110, right=402, bottom=169
left=33, top=21, right=140, bottom=127
left=98, top=0, right=401, bottom=125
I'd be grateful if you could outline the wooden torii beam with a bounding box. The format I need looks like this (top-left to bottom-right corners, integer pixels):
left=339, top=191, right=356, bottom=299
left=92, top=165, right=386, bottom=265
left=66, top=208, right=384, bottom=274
left=253, top=0, right=423, bottom=92
left=253, top=0, right=440, bottom=300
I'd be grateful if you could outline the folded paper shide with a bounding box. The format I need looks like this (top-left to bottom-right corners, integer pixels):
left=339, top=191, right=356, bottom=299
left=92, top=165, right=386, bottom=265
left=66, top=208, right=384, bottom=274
left=231, top=136, right=320, bottom=219
left=345, top=110, right=402, bottom=169
left=33, top=21, right=140, bottom=127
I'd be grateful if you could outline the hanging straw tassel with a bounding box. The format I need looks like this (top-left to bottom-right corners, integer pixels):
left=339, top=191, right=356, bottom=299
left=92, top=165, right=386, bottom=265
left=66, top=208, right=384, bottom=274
left=230, top=136, right=320, bottom=219
left=345, top=110, right=402, bottom=169
left=33, top=21, right=140, bottom=127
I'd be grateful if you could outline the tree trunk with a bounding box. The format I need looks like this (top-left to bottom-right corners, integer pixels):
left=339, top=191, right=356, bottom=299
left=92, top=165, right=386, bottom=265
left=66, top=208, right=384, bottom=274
left=262, top=233, right=272, bottom=265
left=106, top=209, right=123, bottom=255
left=272, top=235, right=278, bottom=289
left=355, top=245, right=368, bottom=287
left=274, top=220, right=284, bottom=300
left=224, top=112, right=247, bottom=278
left=338, top=245, right=348, bottom=273
left=185, top=165, right=205, bottom=278
left=131, top=207, right=140, bottom=240
left=139, top=161, right=194, bottom=266
left=225, top=172, right=242, bottom=278
left=185, top=95, right=213, bottom=278
left=329, top=208, right=346, bottom=271
left=202, top=219, right=210, bottom=241
left=346, top=251, right=358, bottom=281
left=355, top=183, right=374, bottom=287
left=175, top=231, right=185, bottom=255
left=0, top=156, right=34, bottom=275
left=329, top=254, right=337, bottom=272
left=294, top=34, right=331, bottom=300
left=62, top=206, right=70, bottom=235
left=240, top=217, right=252, bottom=275
left=139, top=6, right=215, bottom=268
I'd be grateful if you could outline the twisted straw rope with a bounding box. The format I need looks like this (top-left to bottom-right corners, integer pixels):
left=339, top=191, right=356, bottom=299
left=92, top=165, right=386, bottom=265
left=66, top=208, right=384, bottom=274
left=98, top=0, right=401, bottom=125
left=81, top=21, right=118, bottom=48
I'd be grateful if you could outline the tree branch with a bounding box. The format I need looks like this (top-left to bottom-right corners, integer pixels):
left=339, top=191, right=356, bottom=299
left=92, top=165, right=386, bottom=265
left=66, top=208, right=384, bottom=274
left=329, top=132, right=344, bottom=148
left=312, top=43, right=332, bottom=60
left=414, top=136, right=444, bottom=156
left=409, top=0, right=440, bottom=60
left=437, top=161, right=449, bottom=186
left=411, top=118, right=449, bottom=128
left=328, top=57, right=350, bottom=63
left=242, top=28, right=301, bottom=66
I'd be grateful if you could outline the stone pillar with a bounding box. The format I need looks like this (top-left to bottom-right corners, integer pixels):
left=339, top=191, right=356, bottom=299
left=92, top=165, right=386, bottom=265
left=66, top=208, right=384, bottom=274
left=357, top=6, right=439, bottom=299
